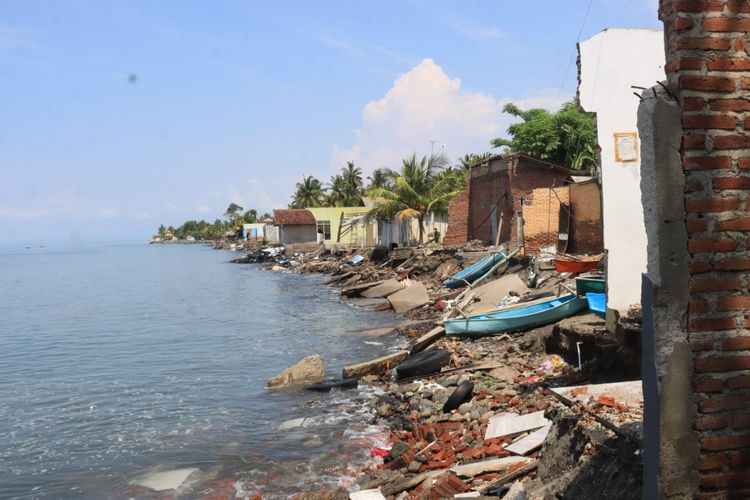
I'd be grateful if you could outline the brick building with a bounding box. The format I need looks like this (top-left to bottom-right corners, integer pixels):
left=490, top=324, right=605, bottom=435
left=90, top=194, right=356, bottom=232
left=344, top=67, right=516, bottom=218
left=640, top=1, right=750, bottom=497
left=443, top=153, right=603, bottom=255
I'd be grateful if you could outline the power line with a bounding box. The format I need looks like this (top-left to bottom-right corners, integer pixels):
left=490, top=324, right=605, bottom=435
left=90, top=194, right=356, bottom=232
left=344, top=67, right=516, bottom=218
left=556, top=0, right=595, bottom=101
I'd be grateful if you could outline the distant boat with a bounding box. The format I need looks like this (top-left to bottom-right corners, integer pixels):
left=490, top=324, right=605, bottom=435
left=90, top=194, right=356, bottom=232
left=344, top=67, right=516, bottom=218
left=586, top=292, right=606, bottom=318
left=555, top=254, right=602, bottom=274
left=443, top=251, right=507, bottom=289
left=445, top=293, right=588, bottom=337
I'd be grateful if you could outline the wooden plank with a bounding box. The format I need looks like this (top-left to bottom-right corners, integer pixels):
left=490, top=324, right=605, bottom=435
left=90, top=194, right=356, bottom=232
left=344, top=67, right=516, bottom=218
left=410, top=326, right=445, bottom=355
left=477, top=461, right=538, bottom=494
left=342, top=351, right=409, bottom=379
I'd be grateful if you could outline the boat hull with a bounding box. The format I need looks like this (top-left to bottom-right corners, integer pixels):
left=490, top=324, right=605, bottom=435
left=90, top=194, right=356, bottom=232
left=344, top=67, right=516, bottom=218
left=444, top=252, right=506, bottom=289
left=586, top=292, right=606, bottom=318
left=575, top=276, right=605, bottom=294
left=445, top=295, right=588, bottom=337
left=555, top=258, right=600, bottom=274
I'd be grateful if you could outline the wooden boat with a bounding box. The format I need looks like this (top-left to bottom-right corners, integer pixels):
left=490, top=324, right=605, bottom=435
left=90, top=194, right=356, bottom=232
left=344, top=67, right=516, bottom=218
left=555, top=254, right=602, bottom=274
left=586, top=292, right=606, bottom=318
left=575, top=274, right=605, bottom=294
left=443, top=251, right=507, bottom=289
left=445, top=293, right=588, bottom=337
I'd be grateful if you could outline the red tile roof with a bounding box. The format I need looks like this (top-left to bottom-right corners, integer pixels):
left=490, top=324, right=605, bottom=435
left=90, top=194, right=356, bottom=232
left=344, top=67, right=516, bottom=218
left=273, top=209, right=316, bottom=225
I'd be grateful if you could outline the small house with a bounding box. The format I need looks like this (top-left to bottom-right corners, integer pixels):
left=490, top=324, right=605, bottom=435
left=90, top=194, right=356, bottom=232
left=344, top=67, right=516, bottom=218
left=272, top=209, right=317, bottom=245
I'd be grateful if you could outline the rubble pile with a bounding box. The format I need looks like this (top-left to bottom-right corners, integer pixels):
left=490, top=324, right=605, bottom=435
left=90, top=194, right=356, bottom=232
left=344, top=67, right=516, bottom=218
left=228, top=243, right=644, bottom=498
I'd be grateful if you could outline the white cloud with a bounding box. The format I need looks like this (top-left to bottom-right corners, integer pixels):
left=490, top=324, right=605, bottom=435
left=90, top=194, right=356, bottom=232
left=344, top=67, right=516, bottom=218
left=195, top=204, right=211, bottom=215
left=0, top=206, right=49, bottom=220
left=135, top=212, right=152, bottom=220
left=331, top=59, right=575, bottom=173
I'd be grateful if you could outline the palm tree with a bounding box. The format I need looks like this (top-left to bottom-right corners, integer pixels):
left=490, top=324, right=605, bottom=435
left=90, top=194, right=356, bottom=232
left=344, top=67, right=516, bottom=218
left=457, top=153, right=491, bottom=171
left=326, top=174, right=348, bottom=207
left=340, top=161, right=364, bottom=206
left=368, top=153, right=462, bottom=243
left=291, top=175, right=324, bottom=208
left=367, top=168, right=393, bottom=191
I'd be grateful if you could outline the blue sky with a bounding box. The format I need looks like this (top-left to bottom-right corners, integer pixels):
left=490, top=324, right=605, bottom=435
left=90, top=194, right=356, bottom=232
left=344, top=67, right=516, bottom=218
left=0, top=0, right=660, bottom=245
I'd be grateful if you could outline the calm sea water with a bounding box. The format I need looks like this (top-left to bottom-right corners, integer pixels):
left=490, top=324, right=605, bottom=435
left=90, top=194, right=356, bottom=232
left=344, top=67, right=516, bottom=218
left=0, top=244, right=400, bottom=499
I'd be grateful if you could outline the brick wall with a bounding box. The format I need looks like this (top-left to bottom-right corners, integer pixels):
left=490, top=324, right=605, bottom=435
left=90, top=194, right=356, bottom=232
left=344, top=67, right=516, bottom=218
left=443, top=181, right=471, bottom=246
left=465, top=154, right=570, bottom=248
left=569, top=180, right=604, bottom=254
left=661, top=1, right=750, bottom=496
left=522, top=186, right=570, bottom=255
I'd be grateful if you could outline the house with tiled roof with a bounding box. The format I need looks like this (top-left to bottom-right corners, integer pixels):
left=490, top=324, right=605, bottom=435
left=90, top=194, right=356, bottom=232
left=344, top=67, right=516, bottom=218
left=272, top=209, right=317, bottom=245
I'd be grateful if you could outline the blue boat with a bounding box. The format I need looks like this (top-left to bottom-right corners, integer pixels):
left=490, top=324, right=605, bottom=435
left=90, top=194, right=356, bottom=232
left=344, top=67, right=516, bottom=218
left=443, top=251, right=507, bottom=289
left=445, top=293, right=588, bottom=337
left=586, top=292, right=606, bottom=318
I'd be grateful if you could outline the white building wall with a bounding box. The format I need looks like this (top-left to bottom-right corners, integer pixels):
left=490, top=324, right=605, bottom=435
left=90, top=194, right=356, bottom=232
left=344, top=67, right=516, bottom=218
left=578, top=28, right=665, bottom=312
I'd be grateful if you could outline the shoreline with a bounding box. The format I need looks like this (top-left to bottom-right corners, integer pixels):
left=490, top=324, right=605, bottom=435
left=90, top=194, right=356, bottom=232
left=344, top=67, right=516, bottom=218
left=229, top=242, right=644, bottom=499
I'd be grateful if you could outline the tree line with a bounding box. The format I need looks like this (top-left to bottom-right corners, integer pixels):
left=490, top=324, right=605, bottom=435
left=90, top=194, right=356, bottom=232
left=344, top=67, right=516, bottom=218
left=155, top=204, right=270, bottom=240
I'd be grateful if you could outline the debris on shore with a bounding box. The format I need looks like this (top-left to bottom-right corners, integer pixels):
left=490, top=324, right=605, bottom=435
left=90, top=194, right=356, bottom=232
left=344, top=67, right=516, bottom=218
left=229, top=242, right=643, bottom=498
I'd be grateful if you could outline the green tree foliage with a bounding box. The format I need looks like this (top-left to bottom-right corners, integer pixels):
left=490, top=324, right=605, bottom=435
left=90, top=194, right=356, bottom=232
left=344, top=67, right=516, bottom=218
left=290, top=175, right=324, bottom=208
left=367, top=154, right=463, bottom=243
left=457, top=153, right=491, bottom=171
left=367, top=168, right=393, bottom=191
left=491, top=100, right=597, bottom=170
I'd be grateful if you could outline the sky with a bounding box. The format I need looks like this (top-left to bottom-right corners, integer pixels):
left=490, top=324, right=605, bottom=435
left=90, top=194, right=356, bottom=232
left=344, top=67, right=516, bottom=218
left=0, top=0, right=660, bottom=245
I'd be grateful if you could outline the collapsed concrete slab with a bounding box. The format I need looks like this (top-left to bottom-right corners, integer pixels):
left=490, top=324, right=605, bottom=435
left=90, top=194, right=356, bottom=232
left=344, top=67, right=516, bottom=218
left=387, top=282, right=429, bottom=313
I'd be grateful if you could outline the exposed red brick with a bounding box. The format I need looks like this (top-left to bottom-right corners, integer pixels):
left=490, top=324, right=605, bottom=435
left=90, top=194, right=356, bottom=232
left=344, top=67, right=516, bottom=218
left=714, top=177, right=750, bottom=189
left=680, top=75, right=736, bottom=92
left=716, top=257, right=750, bottom=270
left=710, top=98, right=750, bottom=111
left=701, top=434, right=750, bottom=451
left=692, top=338, right=715, bottom=351
left=677, top=36, right=732, bottom=50
left=694, top=377, right=726, bottom=392
left=728, top=375, right=750, bottom=389
left=733, top=414, right=750, bottom=429
left=695, top=415, right=729, bottom=430
left=686, top=198, right=739, bottom=212
left=684, top=97, right=706, bottom=111
left=723, top=335, right=750, bottom=349
left=690, top=260, right=713, bottom=273
left=684, top=114, right=736, bottom=129
left=728, top=0, right=750, bottom=12
left=684, top=155, right=732, bottom=170
left=740, top=157, right=750, bottom=169
left=687, top=219, right=709, bottom=232
left=684, top=134, right=706, bottom=149
left=718, top=218, right=750, bottom=230
left=688, top=239, right=737, bottom=253
left=691, top=297, right=711, bottom=312
left=691, top=277, right=742, bottom=292
left=700, top=395, right=750, bottom=413
left=737, top=35, right=747, bottom=51
left=673, top=0, right=726, bottom=11
left=700, top=470, right=750, bottom=488
left=696, top=355, right=750, bottom=373
left=704, top=17, right=750, bottom=32
left=719, top=296, right=750, bottom=311
left=697, top=454, right=727, bottom=470
left=686, top=179, right=705, bottom=193
left=708, top=57, right=750, bottom=71
left=672, top=16, right=695, bottom=32
left=730, top=452, right=750, bottom=467
left=714, top=135, right=750, bottom=149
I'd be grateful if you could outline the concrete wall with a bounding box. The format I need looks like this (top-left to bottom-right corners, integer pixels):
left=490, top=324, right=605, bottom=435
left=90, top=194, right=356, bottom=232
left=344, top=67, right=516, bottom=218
left=307, top=207, right=373, bottom=248
left=578, top=28, right=666, bottom=312
left=279, top=224, right=317, bottom=245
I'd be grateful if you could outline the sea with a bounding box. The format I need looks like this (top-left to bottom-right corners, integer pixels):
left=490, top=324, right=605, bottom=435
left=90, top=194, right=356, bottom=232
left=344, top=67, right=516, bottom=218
left=0, top=243, right=402, bottom=499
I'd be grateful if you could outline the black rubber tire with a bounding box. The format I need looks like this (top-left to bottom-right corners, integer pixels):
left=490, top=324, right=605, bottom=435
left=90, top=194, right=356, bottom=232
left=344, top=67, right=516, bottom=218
left=442, top=381, right=474, bottom=413
left=305, top=378, right=358, bottom=392
left=395, top=349, right=451, bottom=380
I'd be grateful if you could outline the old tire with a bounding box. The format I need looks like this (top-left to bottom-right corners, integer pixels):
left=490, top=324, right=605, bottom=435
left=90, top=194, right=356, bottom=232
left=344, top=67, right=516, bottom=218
left=396, top=349, right=451, bottom=380
left=305, top=378, right=358, bottom=392
left=442, top=381, right=474, bottom=412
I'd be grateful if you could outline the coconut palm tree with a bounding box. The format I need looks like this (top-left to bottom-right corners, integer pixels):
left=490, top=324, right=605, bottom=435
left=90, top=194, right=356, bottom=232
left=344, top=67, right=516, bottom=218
left=368, top=154, right=462, bottom=243
left=367, top=168, right=393, bottom=191
left=291, top=175, right=324, bottom=208
left=340, top=161, right=364, bottom=206
left=326, top=174, right=348, bottom=207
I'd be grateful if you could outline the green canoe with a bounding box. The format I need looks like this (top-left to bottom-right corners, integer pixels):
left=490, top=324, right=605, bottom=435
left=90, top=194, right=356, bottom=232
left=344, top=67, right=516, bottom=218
left=445, top=294, right=588, bottom=337
left=575, top=275, right=605, bottom=294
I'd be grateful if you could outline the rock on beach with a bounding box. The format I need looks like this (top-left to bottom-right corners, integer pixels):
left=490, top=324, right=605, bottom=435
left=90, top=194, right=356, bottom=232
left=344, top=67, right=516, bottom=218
left=267, top=355, right=325, bottom=387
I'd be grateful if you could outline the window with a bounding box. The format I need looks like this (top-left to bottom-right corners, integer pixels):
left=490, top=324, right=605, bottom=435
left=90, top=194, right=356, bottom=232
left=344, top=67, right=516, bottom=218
left=317, top=220, right=331, bottom=240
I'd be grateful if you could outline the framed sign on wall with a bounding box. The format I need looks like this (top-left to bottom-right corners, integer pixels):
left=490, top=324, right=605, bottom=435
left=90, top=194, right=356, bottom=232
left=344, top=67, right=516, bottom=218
left=614, top=132, right=638, bottom=162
